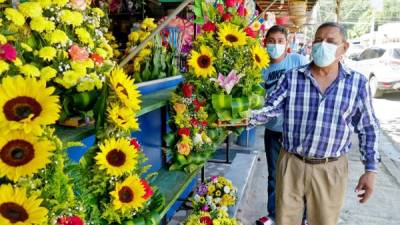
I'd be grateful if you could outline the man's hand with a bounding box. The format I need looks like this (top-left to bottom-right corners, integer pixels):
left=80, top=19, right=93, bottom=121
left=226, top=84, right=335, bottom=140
left=355, top=171, right=377, bottom=203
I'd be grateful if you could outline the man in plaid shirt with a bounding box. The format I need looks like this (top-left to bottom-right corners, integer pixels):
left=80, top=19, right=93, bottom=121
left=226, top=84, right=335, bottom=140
left=251, top=22, right=381, bottom=225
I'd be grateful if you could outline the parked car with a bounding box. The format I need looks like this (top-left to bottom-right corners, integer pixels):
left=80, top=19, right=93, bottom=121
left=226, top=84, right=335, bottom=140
left=346, top=44, right=400, bottom=97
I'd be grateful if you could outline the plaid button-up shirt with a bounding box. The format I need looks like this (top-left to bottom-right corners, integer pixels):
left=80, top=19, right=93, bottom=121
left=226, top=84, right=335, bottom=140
left=252, top=63, right=381, bottom=171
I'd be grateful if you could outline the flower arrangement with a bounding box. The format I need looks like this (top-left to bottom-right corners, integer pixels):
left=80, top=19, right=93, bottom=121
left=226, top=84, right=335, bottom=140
left=167, top=0, right=269, bottom=171
left=192, top=176, right=237, bottom=213
left=182, top=210, right=240, bottom=225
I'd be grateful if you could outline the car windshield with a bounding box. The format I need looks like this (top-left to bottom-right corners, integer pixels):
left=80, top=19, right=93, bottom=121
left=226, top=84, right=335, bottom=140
left=393, top=48, right=400, bottom=59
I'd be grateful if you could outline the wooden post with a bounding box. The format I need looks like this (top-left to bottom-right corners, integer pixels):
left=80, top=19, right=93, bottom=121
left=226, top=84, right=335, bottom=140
left=336, top=0, right=341, bottom=22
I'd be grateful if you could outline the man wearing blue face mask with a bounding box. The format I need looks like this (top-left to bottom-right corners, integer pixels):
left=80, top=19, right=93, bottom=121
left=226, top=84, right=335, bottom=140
left=256, top=25, right=308, bottom=225
left=251, top=22, right=380, bottom=225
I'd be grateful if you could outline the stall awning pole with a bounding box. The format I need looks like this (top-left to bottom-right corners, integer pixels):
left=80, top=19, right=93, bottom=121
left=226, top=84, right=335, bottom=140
left=118, top=0, right=193, bottom=67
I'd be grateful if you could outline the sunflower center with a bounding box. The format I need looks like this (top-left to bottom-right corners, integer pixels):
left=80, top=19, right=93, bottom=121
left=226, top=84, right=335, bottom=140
left=197, top=55, right=211, bottom=68
left=106, top=149, right=126, bottom=167
left=0, top=202, right=29, bottom=223
left=118, top=186, right=134, bottom=203
left=225, top=34, right=238, bottom=43
left=3, top=96, right=42, bottom=122
left=255, top=54, right=261, bottom=63
left=0, top=140, right=35, bottom=167
left=116, top=83, right=129, bottom=97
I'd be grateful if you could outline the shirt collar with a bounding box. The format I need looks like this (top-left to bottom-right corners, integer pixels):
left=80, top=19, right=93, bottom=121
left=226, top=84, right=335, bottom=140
left=300, top=62, right=352, bottom=80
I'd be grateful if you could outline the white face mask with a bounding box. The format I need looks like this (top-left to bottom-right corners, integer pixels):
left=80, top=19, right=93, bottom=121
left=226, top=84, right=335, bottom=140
left=312, top=42, right=339, bottom=67
left=266, top=44, right=286, bottom=59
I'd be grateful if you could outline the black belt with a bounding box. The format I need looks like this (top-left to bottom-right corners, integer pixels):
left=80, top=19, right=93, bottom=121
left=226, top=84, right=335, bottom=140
left=293, top=153, right=339, bottom=164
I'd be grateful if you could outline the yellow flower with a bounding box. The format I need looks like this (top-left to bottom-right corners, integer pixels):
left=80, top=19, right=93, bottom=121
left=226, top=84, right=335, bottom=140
left=138, top=48, right=151, bottom=58
left=0, top=131, right=55, bottom=181
left=0, top=61, right=9, bottom=74
left=251, top=44, right=269, bottom=69
left=173, top=103, right=186, bottom=114
left=188, top=46, right=216, bottom=78
left=18, top=2, right=42, bottom=18
left=30, top=17, right=54, bottom=32
left=208, top=184, right=216, bottom=195
left=55, top=70, right=81, bottom=89
left=92, top=7, right=105, bottom=17
left=95, top=48, right=108, bottom=58
left=53, top=0, right=68, bottom=7
left=128, top=32, right=140, bottom=43
left=21, top=43, right=33, bottom=52
left=140, top=18, right=157, bottom=31
left=0, top=34, right=7, bottom=44
left=19, top=64, right=40, bottom=77
left=250, top=21, right=262, bottom=31
left=215, top=190, right=222, bottom=197
left=60, top=10, right=83, bottom=27
left=109, top=67, right=141, bottom=111
left=36, top=0, right=52, bottom=8
left=4, top=8, right=25, bottom=26
left=39, top=46, right=57, bottom=61
left=218, top=23, right=247, bottom=47
left=76, top=79, right=95, bottom=92
left=40, top=66, right=57, bottom=81
left=108, top=104, right=139, bottom=131
left=0, top=76, right=60, bottom=135
left=49, top=29, right=69, bottom=45
left=70, top=61, right=87, bottom=75
left=0, top=185, right=48, bottom=224
left=110, top=175, right=146, bottom=212
left=220, top=194, right=235, bottom=206
left=75, top=27, right=92, bottom=44
left=13, top=57, right=22, bottom=66
left=95, top=138, right=138, bottom=176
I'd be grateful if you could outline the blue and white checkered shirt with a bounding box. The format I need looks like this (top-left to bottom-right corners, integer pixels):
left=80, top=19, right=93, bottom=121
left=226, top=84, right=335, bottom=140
left=252, top=63, right=381, bottom=171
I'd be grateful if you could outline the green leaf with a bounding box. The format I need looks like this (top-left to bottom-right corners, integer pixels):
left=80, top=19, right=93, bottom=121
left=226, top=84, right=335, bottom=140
left=194, top=17, right=205, bottom=25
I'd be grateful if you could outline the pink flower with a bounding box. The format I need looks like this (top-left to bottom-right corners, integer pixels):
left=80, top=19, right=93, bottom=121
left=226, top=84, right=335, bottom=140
left=0, top=43, right=17, bottom=62
left=237, top=4, right=247, bottom=16
left=216, top=4, right=224, bottom=14
left=244, top=27, right=257, bottom=38
left=69, top=44, right=89, bottom=61
left=211, top=176, right=218, bottom=183
left=225, top=0, right=236, bottom=8
left=216, top=70, right=241, bottom=94
left=57, top=216, right=84, bottom=225
left=202, top=21, right=216, bottom=32
left=222, top=13, right=233, bottom=22
left=70, top=0, right=86, bottom=10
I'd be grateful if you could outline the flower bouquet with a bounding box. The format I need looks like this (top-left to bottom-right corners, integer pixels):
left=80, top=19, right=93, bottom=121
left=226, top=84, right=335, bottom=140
left=182, top=210, right=241, bottom=225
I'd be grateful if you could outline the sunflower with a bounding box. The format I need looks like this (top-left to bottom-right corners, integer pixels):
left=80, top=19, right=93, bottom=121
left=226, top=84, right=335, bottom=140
left=188, top=46, right=216, bottom=78
left=108, top=104, right=139, bottom=131
left=109, top=67, right=141, bottom=111
left=218, top=23, right=247, bottom=47
left=251, top=44, right=269, bottom=69
left=110, top=175, right=147, bottom=212
left=95, top=137, right=138, bottom=176
left=0, top=184, right=48, bottom=224
left=0, top=131, right=54, bottom=181
left=0, top=76, right=60, bottom=135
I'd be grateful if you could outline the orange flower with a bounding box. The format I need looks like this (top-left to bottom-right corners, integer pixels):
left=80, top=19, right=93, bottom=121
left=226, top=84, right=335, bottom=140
left=69, top=44, right=89, bottom=61
left=173, top=103, right=186, bottom=114
left=90, top=53, right=103, bottom=65
left=177, top=141, right=191, bottom=156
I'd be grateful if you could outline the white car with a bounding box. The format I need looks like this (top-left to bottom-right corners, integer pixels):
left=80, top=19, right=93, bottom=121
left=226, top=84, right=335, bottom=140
left=346, top=44, right=400, bottom=98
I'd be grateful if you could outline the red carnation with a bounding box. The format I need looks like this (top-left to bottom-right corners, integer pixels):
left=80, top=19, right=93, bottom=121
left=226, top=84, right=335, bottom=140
left=222, top=13, right=233, bottom=22
left=178, top=127, right=191, bottom=136
left=190, top=118, right=199, bottom=126
left=141, top=179, right=154, bottom=200
left=202, top=21, right=216, bottom=32
left=57, top=216, right=84, bottom=225
left=0, top=43, right=17, bottom=62
left=193, top=98, right=204, bottom=112
left=200, top=216, right=213, bottom=225
left=216, top=4, right=224, bottom=14
left=182, top=83, right=193, bottom=97
left=225, top=0, right=236, bottom=8
left=237, top=4, right=247, bottom=16
left=201, top=121, right=208, bottom=127
left=244, top=27, right=257, bottom=38
left=90, top=53, right=104, bottom=65
left=130, top=138, right=141, bottom=151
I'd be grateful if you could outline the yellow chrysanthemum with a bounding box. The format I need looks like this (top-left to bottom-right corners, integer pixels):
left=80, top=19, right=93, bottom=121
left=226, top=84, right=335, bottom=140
left=110, top=175, right=146, bottom=212
left=75, top=27, right=92, bottom=44
left=92, top=8, right=105, bottom=17
left=49, top=29, right=69, bottom=45
left=109, top=68, right=141, bottom=111
left=20, top=43, right=33, bottom=52
left=218, top=23, right=247, bottom=47
left=140, top=18, right=157, bottom=31
left=4, top=8, right=25, bottom=27
left=95, top=138, right=138, bottom=176
left=0, top=76, right=60, bottom=135
left=39, top=47, right=57, bottom=61
left=95, top=48, right=108, bottom=59
left=18, top=2, right=42, bottom=18
left=55, top=70, right=81, bottom=89
left=0, top=60, right=9, bottom=74
left=19, top=64, right=40, bottom=77
left=13, top=57, right=22, bottom=66
left=60, top=10, right=83, bottom=27
left=0, top=34, right=7, bottom=44
left=128, top=32, right=139, bottom=43
left=108, top=104, right=139, bottom=131
left=188, top=46, right=216, bottom=78
left=76, top=73, right=102, bottom=92
left=251, top=44, right=269, bottom=69
left=0, top=131, right=55, bottom=181
left=40, top=66, right=57, bottom=81
left=36, top=0, right=52, bottom=8
left=30, top=17, right=54, bottom=32
left=0, top=185, right=48, bottom=224
left=53, top=0, right=68, bottom=7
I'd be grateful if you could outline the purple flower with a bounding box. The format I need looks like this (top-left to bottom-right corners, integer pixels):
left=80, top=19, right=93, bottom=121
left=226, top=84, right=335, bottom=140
left=215, top=70, right=241, bottom=94
left=196, top=184, right=208, bottom=196
left=181, top=42, right=193, bottom=54
left=201, top=204, right=210, bottom=212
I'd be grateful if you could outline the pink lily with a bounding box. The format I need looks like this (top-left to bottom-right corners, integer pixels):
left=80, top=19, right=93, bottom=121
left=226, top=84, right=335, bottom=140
left=216, top=70, right=241, bottom=94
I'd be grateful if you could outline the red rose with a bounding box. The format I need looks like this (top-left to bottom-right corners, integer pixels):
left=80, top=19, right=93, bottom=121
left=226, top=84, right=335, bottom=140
left=182, top=83, right=193, bottom=97
left=90, top=53, right=104, bottom=65
left=141, top=179, right=154, bottom=200
left=222, top=13, right=233, bottom=22
left=216, top=4, right=224, bottom=14
left=202, top=21, right=216, bottom=32
left=178, top=128, right=191, bottom=136
left=237, top=4, right=247, bottom=16
left=201, top=121, right=208, bottom=127
left=193, top=98, right=204, bottom=112
left=200, top=216, right=213, bottom=225
left=190, top=118, right=199, bottom=126
left=57, top=216, right=84, bottom=225
left=130, top=138, right=141, bottom=151
left=225, top=0, right=236, bottom=8
left=0, top=43, right=17, bottom=62
left=244, top=27, right=257, bottom=38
